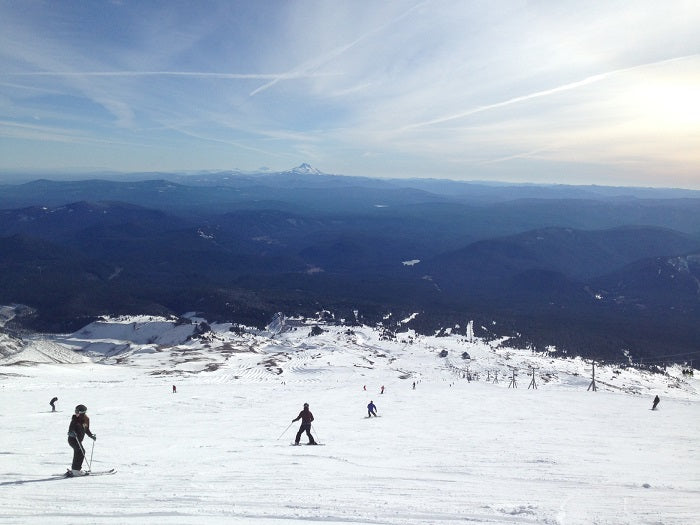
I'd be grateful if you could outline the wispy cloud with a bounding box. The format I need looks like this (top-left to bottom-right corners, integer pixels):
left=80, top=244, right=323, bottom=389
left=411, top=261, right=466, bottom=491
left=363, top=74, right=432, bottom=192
left=8, top=71, right=337, bottom=80
left=403, top=55, right=700, bottom=130
left=163, top=124, right=288, bottom=158
left=0, top=120, right=142, bottom=147
left=248, top=1, right=427, bottom=97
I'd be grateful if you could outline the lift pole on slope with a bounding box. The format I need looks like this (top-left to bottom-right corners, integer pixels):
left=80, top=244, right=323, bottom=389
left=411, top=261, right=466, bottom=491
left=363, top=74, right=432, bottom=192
left=528, top=367, right=538, bottom=389
left=588, top=360, right=597, bottom=392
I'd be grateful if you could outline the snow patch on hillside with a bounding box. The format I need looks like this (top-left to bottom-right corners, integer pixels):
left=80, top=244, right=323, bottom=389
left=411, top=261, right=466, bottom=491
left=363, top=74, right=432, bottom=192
left=2, top=314, right=695, bottom=399
left=0, top=338, right=88, bottom=365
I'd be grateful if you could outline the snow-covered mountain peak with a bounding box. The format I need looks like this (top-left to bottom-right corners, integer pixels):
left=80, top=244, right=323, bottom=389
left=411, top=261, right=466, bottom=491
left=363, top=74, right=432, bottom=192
left=288, top=163, right=323, bottom=175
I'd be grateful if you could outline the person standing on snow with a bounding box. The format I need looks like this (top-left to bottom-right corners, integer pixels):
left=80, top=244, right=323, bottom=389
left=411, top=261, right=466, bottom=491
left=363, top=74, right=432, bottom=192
left=50, top=397, right=58, bottom=412
left=66, top=404, right=96, bottom=476
left=652, top=395, right=660, bottom=410
left=367, top=400, right=377, bottom=417
left=292, top=403, right=317, bottom=445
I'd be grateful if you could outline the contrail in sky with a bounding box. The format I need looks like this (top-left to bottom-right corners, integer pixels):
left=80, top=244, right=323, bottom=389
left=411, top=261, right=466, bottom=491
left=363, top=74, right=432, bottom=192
left=404, top=54, right=699, bottom=130
left=6, top=71, right=332, bottom=80
left=248, top=1, right=428, bottom=97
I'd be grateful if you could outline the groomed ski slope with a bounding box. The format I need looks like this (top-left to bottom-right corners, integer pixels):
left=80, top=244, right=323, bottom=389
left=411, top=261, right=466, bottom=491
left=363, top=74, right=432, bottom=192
left=1, top=317, right=699, bottom=524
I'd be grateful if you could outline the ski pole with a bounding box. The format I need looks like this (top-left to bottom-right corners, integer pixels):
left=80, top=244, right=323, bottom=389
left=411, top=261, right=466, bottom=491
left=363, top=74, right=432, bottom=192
left=77, top=439, right=91, bottom=471
left=311, top=424, right=321, bottom=444
left=277, top=421, right=294, bottom=440
left=88, top=439, right=95, bottom=472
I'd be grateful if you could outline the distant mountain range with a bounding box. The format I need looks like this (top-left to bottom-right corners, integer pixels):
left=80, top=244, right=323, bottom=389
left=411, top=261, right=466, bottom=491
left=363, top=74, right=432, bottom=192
left=1, top=165, right=699, bottom=363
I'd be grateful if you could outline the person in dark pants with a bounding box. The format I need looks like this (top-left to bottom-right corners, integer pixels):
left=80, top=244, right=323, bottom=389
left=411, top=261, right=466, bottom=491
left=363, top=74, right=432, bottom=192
left=292, top=403, right=316, bottom=445
left=367, top=400, right=377, bottom=417
left=66, top=404, right=96, bottom=476
left=50, top=397, right=58, bottom=412
left=652, top=395, right=660, bottom=410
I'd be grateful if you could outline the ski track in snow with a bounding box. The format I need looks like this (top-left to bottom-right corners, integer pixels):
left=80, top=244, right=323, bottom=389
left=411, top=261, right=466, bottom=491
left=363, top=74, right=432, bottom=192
left=1, top=316, right=699, bottom=524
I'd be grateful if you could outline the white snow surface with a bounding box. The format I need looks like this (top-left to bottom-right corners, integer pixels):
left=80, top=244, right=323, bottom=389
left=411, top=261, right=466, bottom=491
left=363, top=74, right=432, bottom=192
left=1, top=315, right=699, bottom=524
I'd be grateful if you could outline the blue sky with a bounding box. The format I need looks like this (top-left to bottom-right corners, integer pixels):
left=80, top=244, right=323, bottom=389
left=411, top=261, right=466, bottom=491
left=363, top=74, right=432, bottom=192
left=1, top=0, right=699, bottom=188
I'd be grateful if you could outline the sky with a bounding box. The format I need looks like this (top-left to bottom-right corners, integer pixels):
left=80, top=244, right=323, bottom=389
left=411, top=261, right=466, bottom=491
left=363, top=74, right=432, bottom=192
left=1, top=0, right=699, bottom=188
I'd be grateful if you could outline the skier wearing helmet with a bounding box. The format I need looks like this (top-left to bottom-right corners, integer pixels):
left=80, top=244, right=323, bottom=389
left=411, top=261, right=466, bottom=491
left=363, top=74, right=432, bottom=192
left=291, top=403, right=317, bottom=445
left=66, top=404, right=96, bottom=476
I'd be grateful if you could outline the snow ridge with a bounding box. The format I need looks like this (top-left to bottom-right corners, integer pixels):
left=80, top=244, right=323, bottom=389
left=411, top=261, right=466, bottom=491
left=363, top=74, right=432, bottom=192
left=2, top=314, right=696, bottom=399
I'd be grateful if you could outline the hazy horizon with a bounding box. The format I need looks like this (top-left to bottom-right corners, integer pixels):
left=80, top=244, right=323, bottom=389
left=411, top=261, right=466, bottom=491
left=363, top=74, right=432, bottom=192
left=2, top=163, right=700, bottom=193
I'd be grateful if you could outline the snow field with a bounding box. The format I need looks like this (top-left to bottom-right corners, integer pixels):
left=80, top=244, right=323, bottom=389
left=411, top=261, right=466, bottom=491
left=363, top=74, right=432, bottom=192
left=1, top=318, right=699, bottom=523
left=1, top=359, right=699, bottom=524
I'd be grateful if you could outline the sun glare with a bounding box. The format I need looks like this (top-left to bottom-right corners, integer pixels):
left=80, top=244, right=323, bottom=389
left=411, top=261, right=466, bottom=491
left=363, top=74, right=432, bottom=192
left=634, top=79, right=700, bottom=130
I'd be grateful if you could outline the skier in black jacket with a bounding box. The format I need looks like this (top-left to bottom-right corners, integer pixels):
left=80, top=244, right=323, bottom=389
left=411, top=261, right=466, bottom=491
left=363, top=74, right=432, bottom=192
left=292, top=403, right=317, bottom=445
left=367, top=400, right=377, bottom=417
left=66, top=404, right=96, bottom=476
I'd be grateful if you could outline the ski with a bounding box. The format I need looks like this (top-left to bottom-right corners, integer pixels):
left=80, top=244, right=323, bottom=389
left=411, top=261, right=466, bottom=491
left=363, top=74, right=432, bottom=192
left=61, top=468, right=116, bottom=478
left=87, top=469, right=117, bottom=476
left=290, top=443, right=325, bottom=446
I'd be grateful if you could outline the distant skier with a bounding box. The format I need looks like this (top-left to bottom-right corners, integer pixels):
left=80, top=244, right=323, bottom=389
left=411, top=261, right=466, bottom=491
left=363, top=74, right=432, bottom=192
left=412, top=381, right=416, bottom=390
left=50, top=396, right=58, bottom=412
left=367, top=400, right=377, bottom=417
left=292, top=403, right=317, bottom=445
left=172, top=385, right=177, bottom=394
left=363, top=385, right=366, bottom=391
left=652, top=395, right=660, bottom=410
left=66, top=404, right=96, bottom=476
left=380, top=385, right=385, bottom=394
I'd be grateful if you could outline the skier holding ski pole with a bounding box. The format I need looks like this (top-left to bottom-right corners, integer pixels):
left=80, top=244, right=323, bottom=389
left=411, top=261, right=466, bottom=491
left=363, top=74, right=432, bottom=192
left=66, top=404, right=96, bottom=477
left=291, top=403, right=317, bottom=445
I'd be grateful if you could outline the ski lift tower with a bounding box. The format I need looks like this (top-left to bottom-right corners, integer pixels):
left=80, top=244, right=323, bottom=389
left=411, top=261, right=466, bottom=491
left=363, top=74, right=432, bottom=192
left=528, top=367, right=539, bottom=389
left=588, top=360, right=598, bottom=392
left=508, top=367, right=518, bottom=388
